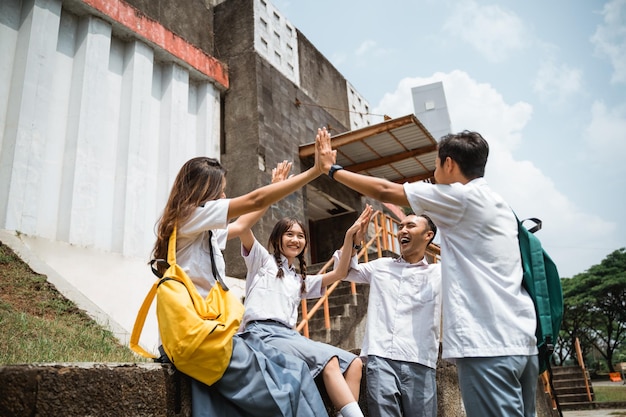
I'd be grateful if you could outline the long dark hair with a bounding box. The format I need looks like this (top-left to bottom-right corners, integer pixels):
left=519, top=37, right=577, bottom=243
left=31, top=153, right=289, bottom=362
left=268, top=218, right=308, bottom=294
left=152, top=157, right=226, bottom=262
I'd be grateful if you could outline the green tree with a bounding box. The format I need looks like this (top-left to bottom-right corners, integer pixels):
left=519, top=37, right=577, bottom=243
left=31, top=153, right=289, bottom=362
left=561, top=248, right=626, bottom=372
left=557, top=280, right=595, bottom=366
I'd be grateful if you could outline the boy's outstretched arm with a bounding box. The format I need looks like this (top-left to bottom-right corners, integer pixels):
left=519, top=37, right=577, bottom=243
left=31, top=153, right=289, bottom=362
left=316, top=127, right=410, bottom=207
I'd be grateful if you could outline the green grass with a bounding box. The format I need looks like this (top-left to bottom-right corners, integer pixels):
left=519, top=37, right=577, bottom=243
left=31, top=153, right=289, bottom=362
left=594, top=385, right=626, bottom=403
left=0, top=242, right=142, bottom=364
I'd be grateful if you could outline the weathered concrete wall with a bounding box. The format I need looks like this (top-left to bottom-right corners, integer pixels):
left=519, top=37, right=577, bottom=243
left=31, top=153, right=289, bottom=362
left=297, top=31, right=352, bottom=130
left=0, top=363, right=192, bottom=417
left=122, top=0, right=215, bottom=52
left=213, top=0, right=364, bottom=277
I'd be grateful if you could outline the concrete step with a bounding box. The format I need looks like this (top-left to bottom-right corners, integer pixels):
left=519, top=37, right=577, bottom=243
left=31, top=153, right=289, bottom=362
left=555, top=386, right=592, bottom=395
left=558, top=402, right=594, bottom=411
left=557, top=393, right=594, bottom=403
left=551, top=366, right=588, bottom=377
left=553, top=378, right=591, bottom=388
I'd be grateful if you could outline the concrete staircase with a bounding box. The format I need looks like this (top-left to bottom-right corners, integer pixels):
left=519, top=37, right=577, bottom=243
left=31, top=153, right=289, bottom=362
left=300, top=280, right=369, bottom=352
left=551, top=365, right=595, bottom=410
left=299, top=249, right=404, bottom=352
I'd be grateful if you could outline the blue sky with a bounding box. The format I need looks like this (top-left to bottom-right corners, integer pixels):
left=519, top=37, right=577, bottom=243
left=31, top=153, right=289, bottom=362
left=272, top=0, right=626, bottom=278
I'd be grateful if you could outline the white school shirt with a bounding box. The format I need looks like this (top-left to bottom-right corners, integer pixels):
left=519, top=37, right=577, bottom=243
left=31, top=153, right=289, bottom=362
left=336, top=251, right=442, bottom=369
left=241, top=239, right=325, bottom=329
left=404, top=178, right=538, bottom=360
left=176, top=198, right=230, bottom=297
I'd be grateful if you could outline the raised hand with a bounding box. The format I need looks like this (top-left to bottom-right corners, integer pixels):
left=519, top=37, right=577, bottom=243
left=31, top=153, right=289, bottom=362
left=344, top=204, right=373, bottom=250
left=314, top=127, right=336, bottom=175
left=352, top=205, right=373, bottom=246
left=271, top=160, right=293, bottom=183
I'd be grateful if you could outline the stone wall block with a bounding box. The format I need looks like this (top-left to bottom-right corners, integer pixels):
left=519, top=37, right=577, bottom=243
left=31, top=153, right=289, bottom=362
left=0, top=363, right=191, bottom=417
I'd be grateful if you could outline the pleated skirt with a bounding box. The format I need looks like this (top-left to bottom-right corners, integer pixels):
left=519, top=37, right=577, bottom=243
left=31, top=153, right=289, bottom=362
left=191, top=331, right=329, bottom=417
left=245, top=320, right=358, bottom=379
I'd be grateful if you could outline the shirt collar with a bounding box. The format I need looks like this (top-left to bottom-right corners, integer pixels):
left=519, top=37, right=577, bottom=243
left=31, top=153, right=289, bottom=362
left=280, top=253, right=296, bottom=272
left=396, top=256, right=428, bottom=267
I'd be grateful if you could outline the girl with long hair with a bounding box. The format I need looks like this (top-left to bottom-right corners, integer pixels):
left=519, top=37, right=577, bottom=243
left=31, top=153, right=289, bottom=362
left=152, top=129, right=335, bottom=417
left=238, top=205, right=373, bottom=417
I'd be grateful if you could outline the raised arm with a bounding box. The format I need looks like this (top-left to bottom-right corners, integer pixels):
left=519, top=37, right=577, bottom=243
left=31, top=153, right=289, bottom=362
left=322, top=205, right=373, bottom=287
left=227, top=129, right=335, bottom=220
left=228, top=161, right=291, bottom=240
left=316, top=128, right=410, bottom=206
left=232, top=161, right=292, bottom=251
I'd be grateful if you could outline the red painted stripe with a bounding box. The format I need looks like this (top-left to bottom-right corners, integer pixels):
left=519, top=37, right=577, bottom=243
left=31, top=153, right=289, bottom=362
left=82, top=0, right=229, bottom=89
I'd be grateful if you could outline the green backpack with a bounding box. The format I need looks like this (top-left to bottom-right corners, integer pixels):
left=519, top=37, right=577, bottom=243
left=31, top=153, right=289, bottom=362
left=516, top=216, right=564, bottom=374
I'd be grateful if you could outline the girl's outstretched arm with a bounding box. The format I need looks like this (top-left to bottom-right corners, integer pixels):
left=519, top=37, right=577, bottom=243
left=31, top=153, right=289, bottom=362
left=228, top=161, right=292, bottom=249
left=227, top=128, right=335, bottom=220
left=322, top=205, right=372, bottom=287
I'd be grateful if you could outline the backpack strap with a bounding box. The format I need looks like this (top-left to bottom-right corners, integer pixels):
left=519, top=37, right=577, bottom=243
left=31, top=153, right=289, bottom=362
left=129, top=225, right=180, bottom=359
left=521, top=217, right=542, bottom=234
left=129, top=279, right=158, bottom=359
left=167, top=226, right=178, bottom=266
left=208, top=230, right=230, bottom=291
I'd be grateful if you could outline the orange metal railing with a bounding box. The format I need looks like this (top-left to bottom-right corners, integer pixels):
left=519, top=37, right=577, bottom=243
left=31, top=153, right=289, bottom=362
left=297, top=210, right=441, bottom=337
left=575, top=337, right=594, bottom=402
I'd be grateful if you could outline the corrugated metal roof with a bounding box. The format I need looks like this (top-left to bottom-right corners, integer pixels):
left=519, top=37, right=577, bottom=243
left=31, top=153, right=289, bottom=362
left=299, top=114, right=438, bottom=184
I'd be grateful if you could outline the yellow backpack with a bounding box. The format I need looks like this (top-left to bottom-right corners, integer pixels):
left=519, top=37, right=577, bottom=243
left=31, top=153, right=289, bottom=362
left=130, top=227, right=244, bottom=386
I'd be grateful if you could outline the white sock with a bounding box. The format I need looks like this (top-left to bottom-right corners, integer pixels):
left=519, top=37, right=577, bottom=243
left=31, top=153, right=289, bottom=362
left=339, top=402, right=364, bottom=417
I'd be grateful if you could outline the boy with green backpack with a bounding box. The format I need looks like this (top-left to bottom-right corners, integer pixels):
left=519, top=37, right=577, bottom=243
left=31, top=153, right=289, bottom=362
left=321, top=128, right=561, bottom=417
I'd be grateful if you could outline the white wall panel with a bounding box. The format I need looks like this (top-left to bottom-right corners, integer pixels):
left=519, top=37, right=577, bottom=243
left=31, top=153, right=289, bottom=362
left=0, top=0, right=225, bottom=349
left=195, top=82, right=221, bottom=159
left=114, top=40, right=155, bottom=256
left=0, top=0, right=21, bottom=157
left=39, top=9, right=76, bottom=240
left=0, top=0, right=63, bottom=235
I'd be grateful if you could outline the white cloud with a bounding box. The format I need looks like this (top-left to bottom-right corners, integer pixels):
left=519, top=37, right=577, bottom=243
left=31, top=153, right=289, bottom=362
left=583, top=100, right=626, bottom=167
left=373, top=70, right=616, bottom=277
left=591, top=0, right=626, bottom=84
left=532, top=61, right=583, bottom=104
left=374, top=70, right=532, bottom=151
left=443, top=0, right=528, bottom=62
left=351, top=40, right=392, bottom=65
left=355, top=40, right=377, bottom=56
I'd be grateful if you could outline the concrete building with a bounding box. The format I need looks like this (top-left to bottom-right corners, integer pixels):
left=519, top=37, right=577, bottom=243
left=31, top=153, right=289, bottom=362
left=412, top=81, right=452, bottom=141
left=1, top=0, right=438, bottom=351
left=1, top=2, right=565, bottom=416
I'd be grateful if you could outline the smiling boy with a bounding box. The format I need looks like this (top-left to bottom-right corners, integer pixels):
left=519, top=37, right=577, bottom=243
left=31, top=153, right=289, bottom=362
left=336, top=213, right=441, bottom=417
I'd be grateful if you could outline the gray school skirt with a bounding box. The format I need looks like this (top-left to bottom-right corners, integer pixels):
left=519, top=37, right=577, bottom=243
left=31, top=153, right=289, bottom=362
left=244, top=320, right=358, bottom=379
left=191, top=331, right=328, bottom=417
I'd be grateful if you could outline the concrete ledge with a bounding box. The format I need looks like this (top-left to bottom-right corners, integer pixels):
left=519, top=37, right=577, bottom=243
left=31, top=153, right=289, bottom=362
left=0, top=363, right=191, bottom=417
left=0, top=361, right=562, bottom=417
